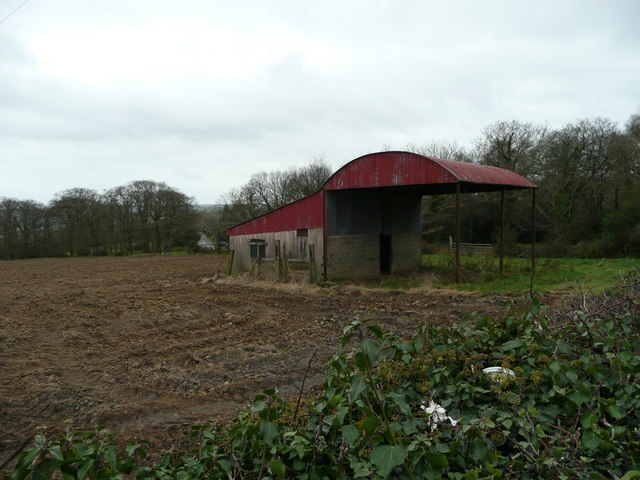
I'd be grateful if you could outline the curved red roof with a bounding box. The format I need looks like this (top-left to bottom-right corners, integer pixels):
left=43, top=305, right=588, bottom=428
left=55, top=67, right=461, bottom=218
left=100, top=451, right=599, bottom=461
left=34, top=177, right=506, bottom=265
left=228, top=151, right=536, bottom=236
left=323, top=151, right=537, bottom=191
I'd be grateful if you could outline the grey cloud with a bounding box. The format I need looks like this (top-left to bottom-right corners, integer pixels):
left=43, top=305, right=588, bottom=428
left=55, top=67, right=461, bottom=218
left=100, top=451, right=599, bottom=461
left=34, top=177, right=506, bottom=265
left=1, top=0, right=639, bottom=206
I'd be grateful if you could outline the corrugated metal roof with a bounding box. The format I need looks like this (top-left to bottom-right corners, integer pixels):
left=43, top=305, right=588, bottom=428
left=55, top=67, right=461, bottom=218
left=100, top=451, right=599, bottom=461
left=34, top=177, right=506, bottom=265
left=228, top=191, right=324, bottom=236
left=324, top=151, right=537, bottom=191
left=228, top=151, right=537, bottom=236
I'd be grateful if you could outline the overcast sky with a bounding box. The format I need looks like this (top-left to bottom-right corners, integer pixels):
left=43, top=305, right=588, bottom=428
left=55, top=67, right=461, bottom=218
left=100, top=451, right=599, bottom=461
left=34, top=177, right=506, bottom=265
left=1, top=1, right=638, bottom=205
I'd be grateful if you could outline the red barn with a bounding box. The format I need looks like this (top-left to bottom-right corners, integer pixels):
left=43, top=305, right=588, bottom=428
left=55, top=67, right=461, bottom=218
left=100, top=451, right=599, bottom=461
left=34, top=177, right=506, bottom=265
left=228, top=151, right=537, bottom=281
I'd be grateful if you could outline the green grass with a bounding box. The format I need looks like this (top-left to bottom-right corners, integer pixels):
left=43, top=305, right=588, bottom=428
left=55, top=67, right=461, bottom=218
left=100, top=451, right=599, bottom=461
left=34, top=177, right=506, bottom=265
left=423, top=253, right=640, bottom=294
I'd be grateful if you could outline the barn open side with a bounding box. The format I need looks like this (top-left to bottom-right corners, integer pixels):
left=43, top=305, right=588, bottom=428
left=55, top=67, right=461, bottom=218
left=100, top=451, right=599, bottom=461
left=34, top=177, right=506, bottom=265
left=227, top=151, right=537, bottom=282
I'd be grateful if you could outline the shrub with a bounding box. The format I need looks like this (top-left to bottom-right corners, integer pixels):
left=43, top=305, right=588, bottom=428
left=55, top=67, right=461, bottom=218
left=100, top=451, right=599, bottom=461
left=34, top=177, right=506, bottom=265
left=9, top=297, right=640, bottom=479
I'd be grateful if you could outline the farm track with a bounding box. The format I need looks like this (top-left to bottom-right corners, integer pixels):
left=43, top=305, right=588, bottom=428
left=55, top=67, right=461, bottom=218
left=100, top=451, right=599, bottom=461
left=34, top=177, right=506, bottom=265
left=0, top=255, right=538, bottom=459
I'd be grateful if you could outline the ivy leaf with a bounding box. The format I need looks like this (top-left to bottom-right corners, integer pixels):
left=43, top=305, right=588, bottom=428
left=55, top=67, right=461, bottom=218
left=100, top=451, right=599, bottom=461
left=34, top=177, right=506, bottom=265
left=589, top=473, right=607, bottom=480
left=350, top=374, right=368, bottom=400
left=361, top=339, right=380, bottom=367
left=269, top=458, right=286, bottom=479
left=340, top=332, right=355, bottom=349
left=48, top=445, right=65, bottom=462
left=470, top=439, right=488, bottom=462
left=548, top=361, right=561, bottom=373
left=568, top=389, right=589, bottom=406
left=343, top=321, right=360, bottom=336
left=260, top=422, right=279, bottom=446
left=77, top=458, right=95, bottom=480
left=350, top=459, right=373, bottom=477
left=388, top=392, right=411, bottom=415
left=342, top=424, right=360, bottom=446
left=552, top=447, right=563, bottom=459
left=15, top=447, right=39, bottom=471
left=103, top=445, right=118, bottom=472
left=425, top=452, right=449, bottom=474
left=565, top=369, right=578, bottom=384
left=607, top=405, right=623, bottom=420
left=337, top=405, right=349, bottom=424
left=366, top=324, right=384, bottom=339
left=217, top=459, right=232, bottom=474
left=74, top=444, right=93, bottom=458
left=356, top=416, right=381, bottom=435
left=620, top=471, right=640, bottom=480
left=370, top=445, right=408, bottom=478
left=580, top=413, right=597, bottom=429
left=125, top=442, right=147, bottom=458
left=176, top=470, right=189, bottom=480
left=500, top=339, right=522, bottom=351
left=581, top=430, right=601, bottom=451
left=355, top=352, right=370, bottom=372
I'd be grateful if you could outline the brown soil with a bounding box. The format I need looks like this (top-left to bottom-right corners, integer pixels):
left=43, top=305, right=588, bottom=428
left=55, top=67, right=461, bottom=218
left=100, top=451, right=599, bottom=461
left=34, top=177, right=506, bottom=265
left=0, top=255, right=530, bottom=462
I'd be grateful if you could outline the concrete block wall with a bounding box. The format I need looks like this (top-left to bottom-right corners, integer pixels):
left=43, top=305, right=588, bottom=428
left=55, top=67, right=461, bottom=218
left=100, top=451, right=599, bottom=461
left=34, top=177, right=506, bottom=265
left=327, top=233, right=380, bottom=279
left=230, top=229, right=420, bottom=280
left=391, top=233, right=422, bottom=273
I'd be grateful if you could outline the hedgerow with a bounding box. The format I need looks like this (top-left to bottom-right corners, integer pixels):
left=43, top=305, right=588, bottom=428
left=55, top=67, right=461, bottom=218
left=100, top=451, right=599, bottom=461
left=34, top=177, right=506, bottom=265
left=8, top=276, right=640, bottom=479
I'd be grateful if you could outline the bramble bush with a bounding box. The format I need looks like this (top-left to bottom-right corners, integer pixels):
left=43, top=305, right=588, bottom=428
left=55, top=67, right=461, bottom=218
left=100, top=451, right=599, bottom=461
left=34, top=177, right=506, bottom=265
left=8, top=275, right=640, bottom=479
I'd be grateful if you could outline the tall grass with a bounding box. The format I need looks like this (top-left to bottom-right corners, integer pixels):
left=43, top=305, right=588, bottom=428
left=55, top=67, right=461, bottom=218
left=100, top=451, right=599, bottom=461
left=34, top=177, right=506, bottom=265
left=423, top=253, right=640, bottom=294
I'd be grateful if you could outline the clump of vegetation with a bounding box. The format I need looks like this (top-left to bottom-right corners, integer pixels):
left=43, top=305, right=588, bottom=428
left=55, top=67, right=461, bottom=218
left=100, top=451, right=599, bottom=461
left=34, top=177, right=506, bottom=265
left=423, top=253, right=640, bottom=294
left=9, top=278, right=640, bottom=479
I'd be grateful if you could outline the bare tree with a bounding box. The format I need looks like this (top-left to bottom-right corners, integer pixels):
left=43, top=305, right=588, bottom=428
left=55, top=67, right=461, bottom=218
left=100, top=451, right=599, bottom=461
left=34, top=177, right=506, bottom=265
left=14, top=200, right=46, bottom=258
left=0, top=197, right=19, bottom=259
left=474, top=120, right=547, bottom=177
left=220, top=156, right=332, bottom=229
left=126, top=180, right=197, bottom=253
left=403, top=140, right=472, bottom=162
left=51, top=188, right=101, bottom=256
left=104, top=185, right=137, bottom=255
left=538, top=118, right=618, bottom=241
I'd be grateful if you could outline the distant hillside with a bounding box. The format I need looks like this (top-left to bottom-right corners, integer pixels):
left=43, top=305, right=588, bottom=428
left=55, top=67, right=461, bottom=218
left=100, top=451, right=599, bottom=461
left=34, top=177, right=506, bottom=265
left=195, top=204, right=224, bottom=212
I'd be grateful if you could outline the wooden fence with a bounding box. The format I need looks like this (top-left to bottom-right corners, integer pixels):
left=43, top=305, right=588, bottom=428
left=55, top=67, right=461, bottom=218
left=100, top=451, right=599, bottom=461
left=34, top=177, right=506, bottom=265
left=448, top=236, right=494, bottom=256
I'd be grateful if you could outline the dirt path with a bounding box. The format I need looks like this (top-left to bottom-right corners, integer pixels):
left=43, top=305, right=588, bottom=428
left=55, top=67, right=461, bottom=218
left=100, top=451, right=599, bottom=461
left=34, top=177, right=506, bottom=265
left=0, top=255, right=526, bottom=459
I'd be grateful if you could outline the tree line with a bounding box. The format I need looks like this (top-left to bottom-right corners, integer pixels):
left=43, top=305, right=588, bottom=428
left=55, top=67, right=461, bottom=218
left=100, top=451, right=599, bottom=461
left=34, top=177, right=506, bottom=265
left=4, top=114, right=639, bottom=260
left=214, top=114, right=640, bottom=257
left=432, top=114, right=640, bottom=256
left=0, top=180, right=198, bottom=260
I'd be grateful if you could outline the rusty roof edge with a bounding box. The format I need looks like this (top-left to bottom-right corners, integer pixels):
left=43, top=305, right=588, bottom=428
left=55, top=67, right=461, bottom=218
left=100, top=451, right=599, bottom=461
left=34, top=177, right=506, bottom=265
left=420, top=155, right=538, bottom=189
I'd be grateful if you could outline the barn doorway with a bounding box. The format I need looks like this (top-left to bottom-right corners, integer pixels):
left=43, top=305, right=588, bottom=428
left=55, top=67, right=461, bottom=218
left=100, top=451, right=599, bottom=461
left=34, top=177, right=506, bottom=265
left=380, top=234, right=391, bottom=274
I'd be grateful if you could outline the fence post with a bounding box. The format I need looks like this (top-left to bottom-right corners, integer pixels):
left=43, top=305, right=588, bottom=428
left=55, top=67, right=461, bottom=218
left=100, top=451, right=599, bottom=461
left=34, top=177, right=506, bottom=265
left=226, top=249, right=235, bottom=276
left=282, top=243, right=289, bottom=280
left=274, top=240, right=281, bottom=281
left=309, top=244, right=317, bottom=283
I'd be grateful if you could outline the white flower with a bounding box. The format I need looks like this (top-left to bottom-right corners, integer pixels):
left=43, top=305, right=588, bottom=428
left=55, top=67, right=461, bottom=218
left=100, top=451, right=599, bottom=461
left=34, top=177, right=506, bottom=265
left=420, top=400, right=458, bottom=428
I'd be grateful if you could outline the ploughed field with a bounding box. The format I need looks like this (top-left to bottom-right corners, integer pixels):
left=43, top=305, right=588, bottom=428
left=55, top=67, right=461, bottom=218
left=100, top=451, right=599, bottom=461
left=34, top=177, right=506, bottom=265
left=0, top=255, right=525, bottom=458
